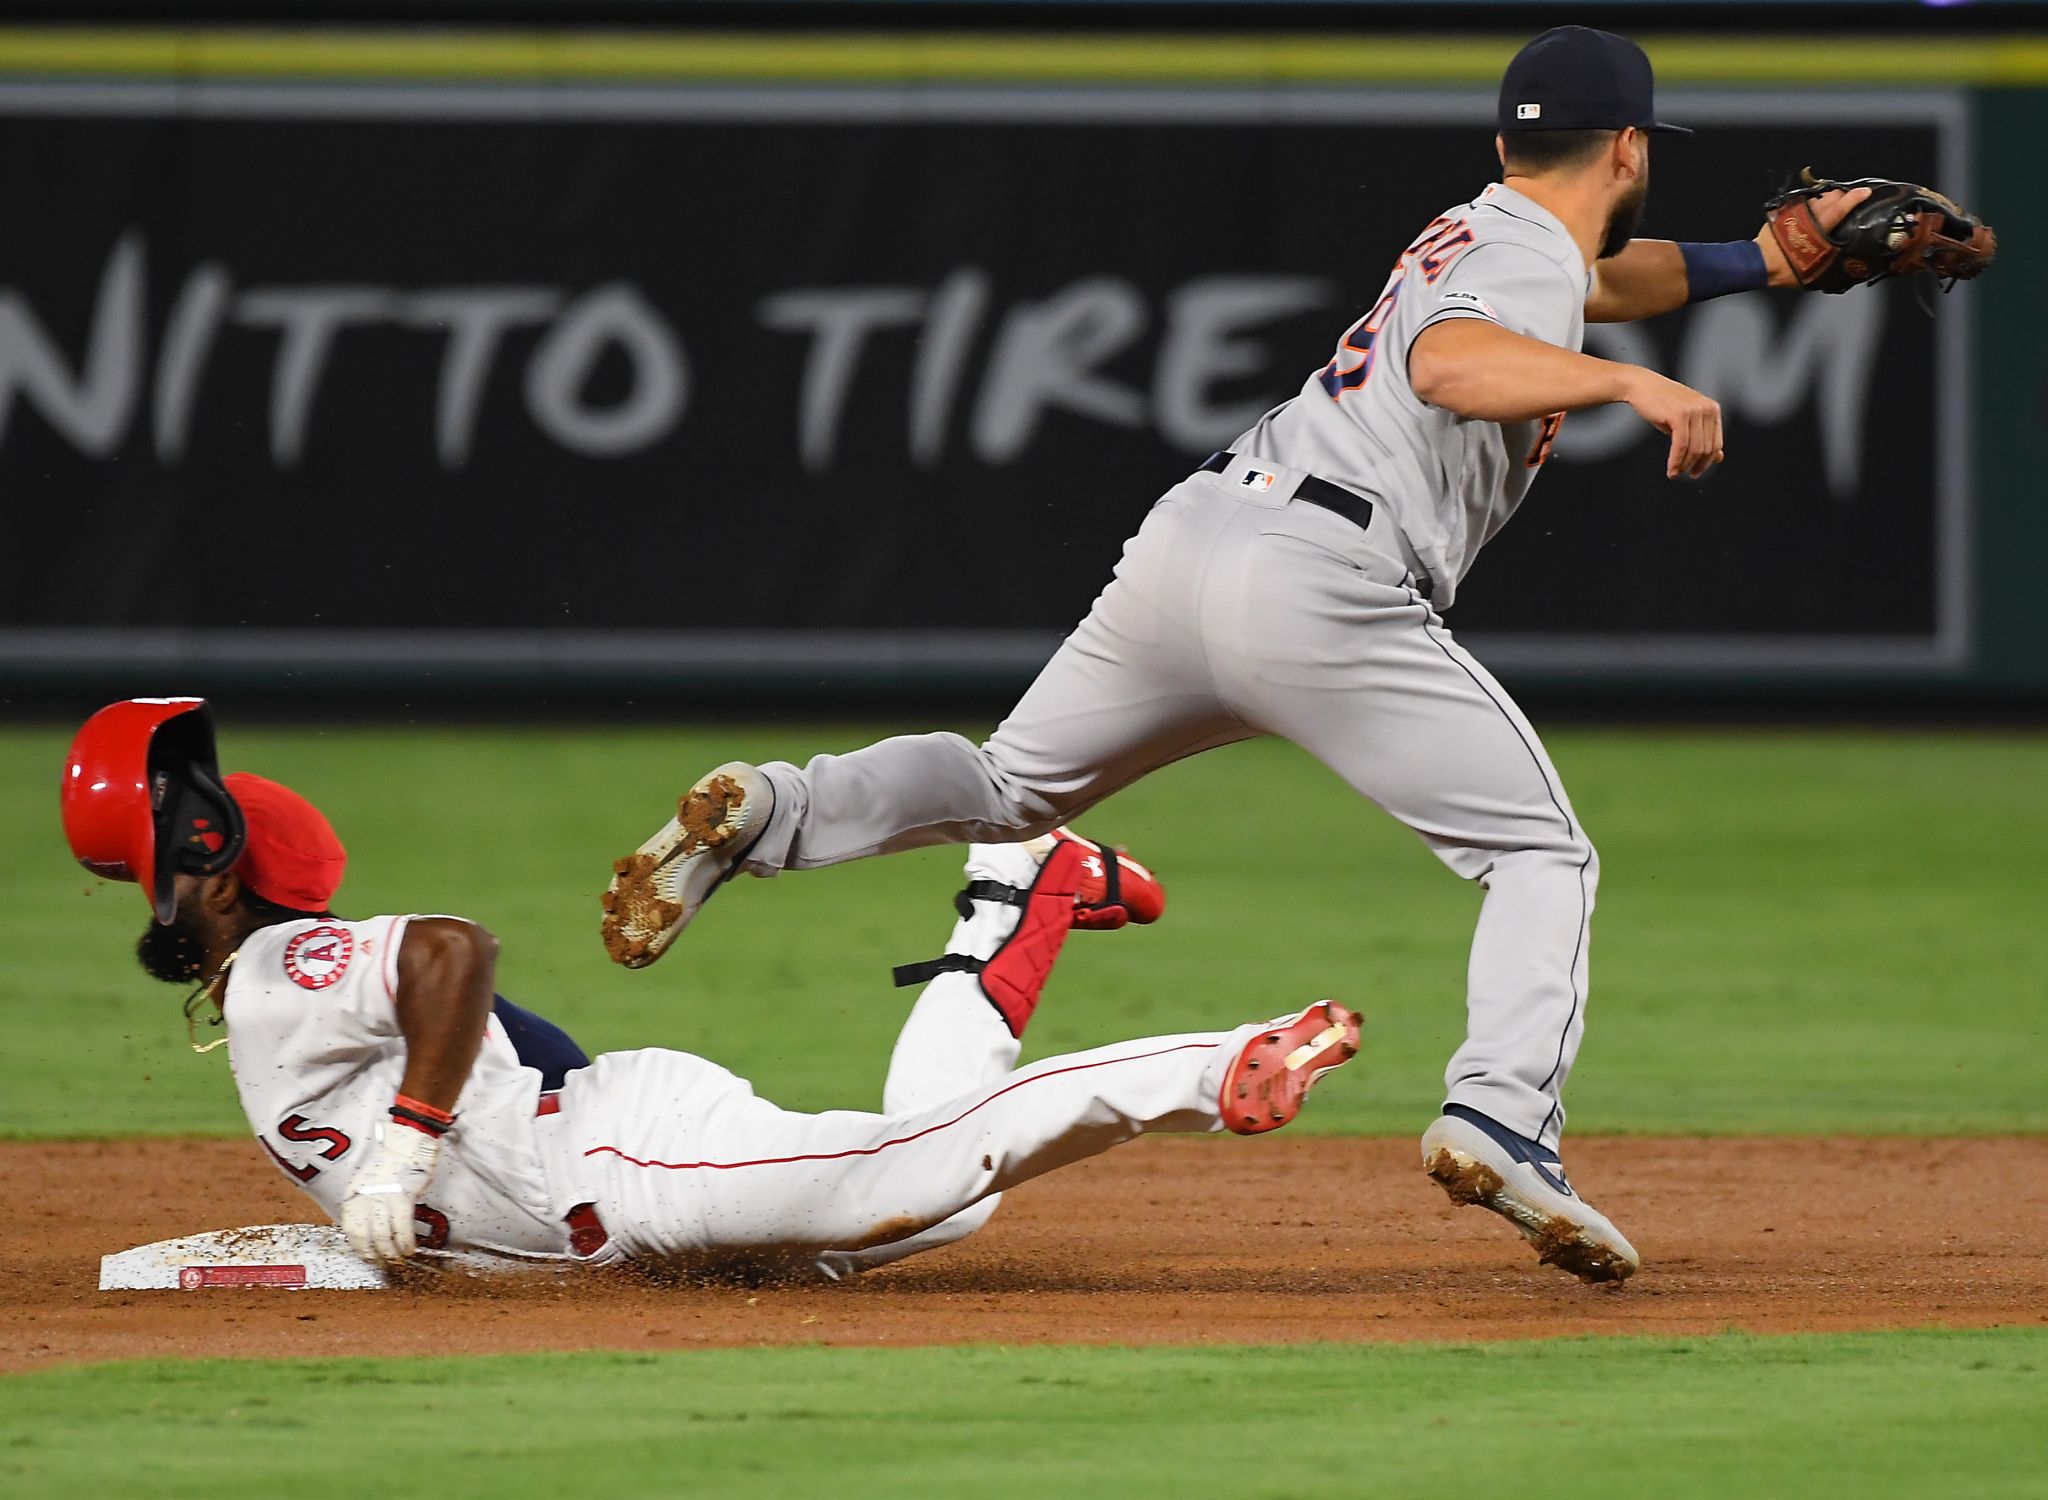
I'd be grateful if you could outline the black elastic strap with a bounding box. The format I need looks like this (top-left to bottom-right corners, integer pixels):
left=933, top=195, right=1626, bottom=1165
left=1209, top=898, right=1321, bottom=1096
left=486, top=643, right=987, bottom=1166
left=389, top=1104, right=455, bottom=1137
left=952, top=880, right=1025, bottom=921
left=1077, top=840, right=1121, bottom=915
left=893, top=953, right=986, bottom=989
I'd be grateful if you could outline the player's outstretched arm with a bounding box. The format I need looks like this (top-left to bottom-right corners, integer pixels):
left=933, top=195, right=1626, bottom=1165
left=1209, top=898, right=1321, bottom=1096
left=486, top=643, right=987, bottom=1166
left=1583, top=239, right=1688, bottom=323
left=389, top=918, right=500, bottom=1112
left=1585, top=187, right=1872, bottom=323
left=340, top=917, right=500, bottom=1265
left=1411, top=318, right=1723, bottom=479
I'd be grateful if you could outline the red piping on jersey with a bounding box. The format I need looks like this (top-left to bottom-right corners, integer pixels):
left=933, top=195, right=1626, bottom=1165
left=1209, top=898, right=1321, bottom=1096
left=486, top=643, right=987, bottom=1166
left=381, top=915, right=404, bottom=1003
left=581, top=1040, right=1220, bottom=1172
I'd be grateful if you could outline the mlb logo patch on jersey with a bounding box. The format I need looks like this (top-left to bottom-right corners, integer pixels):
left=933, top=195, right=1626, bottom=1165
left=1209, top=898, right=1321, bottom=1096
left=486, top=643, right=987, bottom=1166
left=284, top=924, right=354, bottom=991
left=1439, top=290, right=1500, bottom=322
left=1239, top=470, right=1279, bottom=492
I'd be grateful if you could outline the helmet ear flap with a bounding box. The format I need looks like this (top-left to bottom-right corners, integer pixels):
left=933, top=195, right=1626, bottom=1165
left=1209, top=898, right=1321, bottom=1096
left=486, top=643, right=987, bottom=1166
left=145, top=708, right=246, bottom=924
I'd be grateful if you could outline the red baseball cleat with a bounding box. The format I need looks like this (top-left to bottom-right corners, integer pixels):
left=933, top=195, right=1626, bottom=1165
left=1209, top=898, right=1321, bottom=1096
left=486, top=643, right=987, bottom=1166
left=1218, top=1001, right=1362, bottom=1135
left=1044, top=826, right=1166, bottom=929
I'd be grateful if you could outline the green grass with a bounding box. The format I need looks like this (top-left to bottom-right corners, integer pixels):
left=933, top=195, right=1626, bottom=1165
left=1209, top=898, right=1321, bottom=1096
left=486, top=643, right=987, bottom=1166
left=5, top=724, right=2045, bottom=1139
left=2, top=1330, right=2043, bottom=1498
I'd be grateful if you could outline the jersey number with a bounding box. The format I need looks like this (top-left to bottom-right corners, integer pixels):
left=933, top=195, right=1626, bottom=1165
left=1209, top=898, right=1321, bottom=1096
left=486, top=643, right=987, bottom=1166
left=414, top=1206, right=451, bottom=1251
left=260, top=1114, right=354, bottom=1181
left=1316, top=216, right=1476, bottom=401
left=1526, top=412, right=1565, bottom=469
left=1317, top=274, right=1403, bottom=400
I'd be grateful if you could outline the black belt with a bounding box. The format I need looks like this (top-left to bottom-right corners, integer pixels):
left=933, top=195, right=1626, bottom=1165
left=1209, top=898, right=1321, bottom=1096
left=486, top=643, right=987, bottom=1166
left=1198, top=451, right=1430, bottom=600
left=1200, top=450, right=1375, bottom=533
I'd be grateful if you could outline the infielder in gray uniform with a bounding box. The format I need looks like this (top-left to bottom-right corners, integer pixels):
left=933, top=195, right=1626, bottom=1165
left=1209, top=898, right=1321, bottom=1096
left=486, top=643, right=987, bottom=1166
left=602, top=28, right=1883, bottom=1284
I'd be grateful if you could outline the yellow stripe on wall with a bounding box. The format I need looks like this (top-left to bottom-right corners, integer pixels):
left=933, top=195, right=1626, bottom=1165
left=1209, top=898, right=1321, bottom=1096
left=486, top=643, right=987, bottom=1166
left=0, top=29, right=2045, bottom=87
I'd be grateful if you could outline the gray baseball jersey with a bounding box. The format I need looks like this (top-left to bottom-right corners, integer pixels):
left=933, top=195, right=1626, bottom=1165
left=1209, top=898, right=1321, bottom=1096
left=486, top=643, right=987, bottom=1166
left=1236, top=182, right=1590, bottom=607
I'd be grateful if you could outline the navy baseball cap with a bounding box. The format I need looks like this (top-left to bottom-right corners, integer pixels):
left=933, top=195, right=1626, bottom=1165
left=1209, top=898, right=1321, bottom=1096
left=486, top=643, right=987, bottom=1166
left=1498, top=27, right=1691, bottom=135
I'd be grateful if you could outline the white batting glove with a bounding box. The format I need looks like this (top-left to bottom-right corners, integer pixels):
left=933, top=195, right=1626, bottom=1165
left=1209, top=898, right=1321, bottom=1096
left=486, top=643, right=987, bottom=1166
left=340, top=1125, right=442, bottom=1265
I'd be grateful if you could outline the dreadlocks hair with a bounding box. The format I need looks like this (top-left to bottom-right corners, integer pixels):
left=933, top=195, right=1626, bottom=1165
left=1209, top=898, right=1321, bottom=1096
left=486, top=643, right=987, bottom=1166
left=1501, top=129, right=1618, bottom=177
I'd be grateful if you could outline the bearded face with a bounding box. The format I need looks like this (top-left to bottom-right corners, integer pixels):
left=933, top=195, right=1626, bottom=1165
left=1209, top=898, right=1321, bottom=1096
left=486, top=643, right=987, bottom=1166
left=136, top=910, right=208, bottom=984
left=1599, top=143, right=1651, bottom=260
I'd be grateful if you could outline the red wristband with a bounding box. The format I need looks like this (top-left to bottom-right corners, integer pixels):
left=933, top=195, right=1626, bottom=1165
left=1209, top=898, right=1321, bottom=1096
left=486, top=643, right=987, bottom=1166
left=390, top=1093, right=456, bottom=1137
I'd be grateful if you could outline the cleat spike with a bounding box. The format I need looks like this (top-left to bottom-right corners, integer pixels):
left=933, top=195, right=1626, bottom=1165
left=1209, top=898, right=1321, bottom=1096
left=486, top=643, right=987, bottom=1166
left=1217, top=1002, right=1362, bottom=1136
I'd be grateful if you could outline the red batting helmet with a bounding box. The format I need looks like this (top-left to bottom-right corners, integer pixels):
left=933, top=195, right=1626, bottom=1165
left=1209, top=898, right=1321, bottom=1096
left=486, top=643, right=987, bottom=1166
left=61, top=697, right=247, bottom=924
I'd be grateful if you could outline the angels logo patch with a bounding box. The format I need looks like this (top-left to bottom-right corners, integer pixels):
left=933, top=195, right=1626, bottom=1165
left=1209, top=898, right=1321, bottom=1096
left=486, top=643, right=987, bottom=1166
left=283, top=924, right=354, bottom=991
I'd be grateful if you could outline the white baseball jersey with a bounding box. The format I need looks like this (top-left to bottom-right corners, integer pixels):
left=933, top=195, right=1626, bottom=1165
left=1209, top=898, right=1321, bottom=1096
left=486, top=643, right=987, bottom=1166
left=1236, top=182, right=1590, bottom=607
left=225, top=915, right=569, bottom=1259
left=220, top=888, right=1254, bottom=1278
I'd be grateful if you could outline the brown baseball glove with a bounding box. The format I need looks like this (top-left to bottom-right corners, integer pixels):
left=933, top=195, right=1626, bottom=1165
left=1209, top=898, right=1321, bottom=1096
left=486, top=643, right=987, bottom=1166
left=1763, top=168, right=1996, bottom=305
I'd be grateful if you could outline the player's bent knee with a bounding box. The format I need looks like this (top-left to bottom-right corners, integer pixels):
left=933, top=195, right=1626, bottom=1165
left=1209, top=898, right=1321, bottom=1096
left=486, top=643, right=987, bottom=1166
left=1476, top=833, right=1597, bottom=890
left=1007, top=809, right=1067, bottom=840
left=958, top=805, right=1061, bottom=843
left=1530, top=822, right=1598, bottom=875
left=1551, top=834, right=1598, bottom=884
left=975, top=764, right=1072, bottom=835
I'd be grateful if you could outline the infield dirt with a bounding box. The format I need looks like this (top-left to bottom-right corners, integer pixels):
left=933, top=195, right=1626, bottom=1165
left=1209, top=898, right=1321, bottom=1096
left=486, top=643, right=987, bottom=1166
left=4, top=1135, right=2043, bottom=1371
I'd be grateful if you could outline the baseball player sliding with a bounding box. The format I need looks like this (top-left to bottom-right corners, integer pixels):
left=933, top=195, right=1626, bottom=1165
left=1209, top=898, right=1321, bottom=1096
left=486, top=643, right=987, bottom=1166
left=63, top=698, right=1359, bottom=1274
left=604, top=28, right=1993, bottom=1283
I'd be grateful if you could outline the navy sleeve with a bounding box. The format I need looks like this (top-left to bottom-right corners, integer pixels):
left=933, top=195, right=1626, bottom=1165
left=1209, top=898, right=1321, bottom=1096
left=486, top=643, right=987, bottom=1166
left=491, top=995, right=590, bottom=1092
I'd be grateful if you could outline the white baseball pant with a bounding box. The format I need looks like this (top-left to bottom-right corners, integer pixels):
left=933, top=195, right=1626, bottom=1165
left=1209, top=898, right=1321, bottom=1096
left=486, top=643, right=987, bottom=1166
left=539, top=853, right=1259, bottom=1272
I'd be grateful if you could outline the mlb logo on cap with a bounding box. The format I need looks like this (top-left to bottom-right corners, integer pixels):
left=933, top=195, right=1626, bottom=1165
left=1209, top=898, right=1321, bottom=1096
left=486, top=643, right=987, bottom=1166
left=1496, top=26, right=1690, bottom=135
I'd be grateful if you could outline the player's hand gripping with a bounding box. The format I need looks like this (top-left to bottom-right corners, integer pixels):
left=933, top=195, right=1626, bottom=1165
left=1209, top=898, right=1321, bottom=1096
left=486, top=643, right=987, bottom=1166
left=1619, top=367, right=1724, bottom=480
left=1754, top=184, right=1873, bottom=288
left=340, top=1125, right=442, bottom=1265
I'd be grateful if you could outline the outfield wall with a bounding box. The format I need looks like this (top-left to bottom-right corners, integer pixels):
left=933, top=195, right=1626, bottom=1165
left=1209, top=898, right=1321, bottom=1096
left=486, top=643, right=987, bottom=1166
left=0, top=29, right=2041, bottom=704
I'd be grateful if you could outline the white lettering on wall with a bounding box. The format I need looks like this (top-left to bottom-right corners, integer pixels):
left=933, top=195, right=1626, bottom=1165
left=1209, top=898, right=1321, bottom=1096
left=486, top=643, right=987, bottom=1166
left=910, top=268, right=991, bottom=467
left=973, top=277, right=1150, bottom=464
left=1564, top=291, right=1888, bottom=498
left=235, top=287, right=398, bottom=468
left=1154, top=276, right=1332, bottom=451
left=400, top=289, right=562, bottom=470
left=0, top=234, right=690, bottom=471
left=757, top=287, right=927, bottom=473
left=0, top=232, right=144, bottom=456
left=1680, top=292, right=1887, bottom=498
left=154, top=264, right=232, bottom=464
left=0, top=235, right=1890, bottom=487
left=525, top=284, right=689, bottom=458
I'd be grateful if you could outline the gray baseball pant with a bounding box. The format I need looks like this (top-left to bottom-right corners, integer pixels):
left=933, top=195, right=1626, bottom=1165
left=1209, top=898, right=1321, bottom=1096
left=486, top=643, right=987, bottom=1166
left=742, top=455, right=1596, bottom=1150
